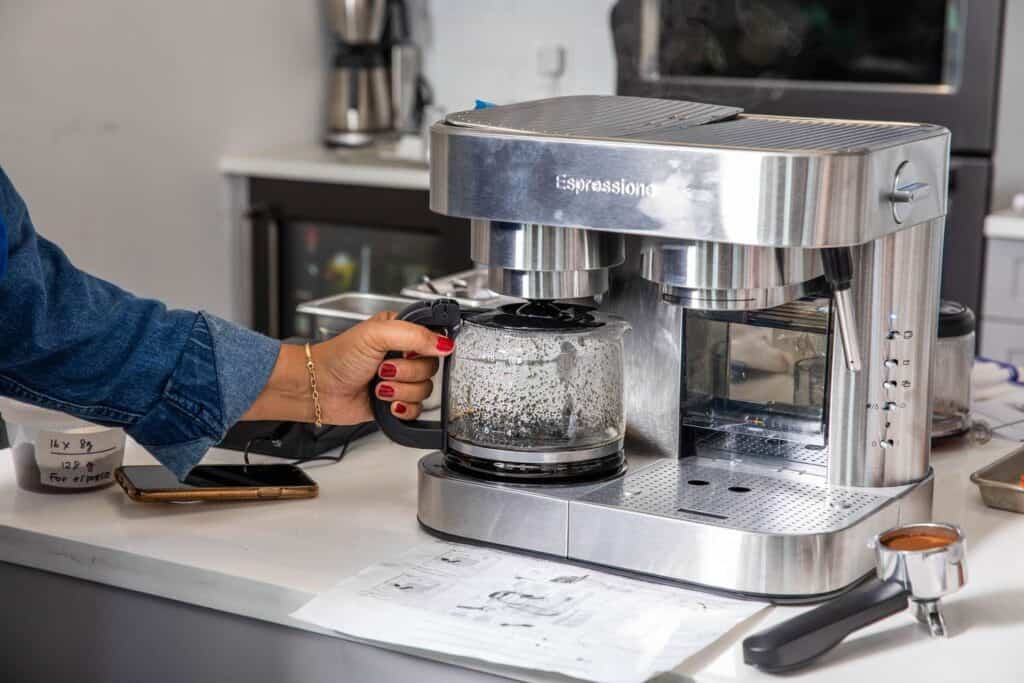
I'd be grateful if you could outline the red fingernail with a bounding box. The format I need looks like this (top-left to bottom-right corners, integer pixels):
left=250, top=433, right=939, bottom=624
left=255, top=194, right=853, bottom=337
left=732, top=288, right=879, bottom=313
left=406, top=351, right=419, bottom=359
left=380, top=363, right=397, bottom=378
left=378, top=384, right=395, bottom=398
left=436, top=337, right=454, bottom=352
left=394, top=402, right=407, bottom=414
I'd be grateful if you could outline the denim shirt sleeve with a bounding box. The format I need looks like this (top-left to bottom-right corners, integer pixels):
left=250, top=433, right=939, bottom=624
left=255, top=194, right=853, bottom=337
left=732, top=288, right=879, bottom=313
left=0, top=165, right=280, bottom=479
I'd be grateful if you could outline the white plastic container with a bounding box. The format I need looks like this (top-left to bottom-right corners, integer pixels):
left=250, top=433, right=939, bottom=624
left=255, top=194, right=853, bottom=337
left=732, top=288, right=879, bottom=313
left=0, top=397, right=126, bottom=493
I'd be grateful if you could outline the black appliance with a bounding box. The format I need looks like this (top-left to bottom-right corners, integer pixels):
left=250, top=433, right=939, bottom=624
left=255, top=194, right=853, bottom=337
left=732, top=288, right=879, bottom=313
left=218, top=420, right=376, bottom=461
left=612, top=0, right=1004, bottom=320
left=248, top=180, right=471, bottom=340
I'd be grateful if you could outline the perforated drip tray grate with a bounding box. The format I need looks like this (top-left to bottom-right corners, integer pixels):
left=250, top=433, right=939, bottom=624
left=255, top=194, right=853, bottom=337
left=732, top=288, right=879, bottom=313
left=696, top=432, right=829, bottom=469
left=577, top=459, right=892, bottom=535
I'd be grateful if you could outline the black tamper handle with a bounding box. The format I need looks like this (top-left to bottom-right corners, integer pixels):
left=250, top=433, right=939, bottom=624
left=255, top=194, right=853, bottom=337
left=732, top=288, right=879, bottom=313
left=821, top=247, right=862, bottom=372
left=743, top=577, right=908, bottom=673
left=369, top=298, right=461, bottom=450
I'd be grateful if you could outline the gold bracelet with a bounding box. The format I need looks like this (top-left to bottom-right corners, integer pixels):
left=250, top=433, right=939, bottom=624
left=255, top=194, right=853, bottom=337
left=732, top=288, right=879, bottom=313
left=304, top=342, right=323, bottom=429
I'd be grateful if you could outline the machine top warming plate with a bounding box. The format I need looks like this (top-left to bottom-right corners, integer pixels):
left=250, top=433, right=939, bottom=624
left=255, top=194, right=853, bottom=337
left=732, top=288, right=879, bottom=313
left=447, top=96, right=743, bottom=140
left=446, top=95, right=938, bottom=153
left=429, top=95, right=950, bottom=248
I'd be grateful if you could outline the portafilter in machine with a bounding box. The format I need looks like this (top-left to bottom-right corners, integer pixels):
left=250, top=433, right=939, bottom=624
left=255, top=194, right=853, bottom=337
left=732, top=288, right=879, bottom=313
left=377, top=95, right=949, bottom=601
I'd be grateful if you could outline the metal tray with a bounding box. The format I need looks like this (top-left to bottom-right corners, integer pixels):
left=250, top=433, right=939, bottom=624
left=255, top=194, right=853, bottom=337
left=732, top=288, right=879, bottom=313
left=296, top=293, right=416, bottom=339
left=400, top=268, right=515, bottom=308
left=970, top=445, right=1024, bottom=513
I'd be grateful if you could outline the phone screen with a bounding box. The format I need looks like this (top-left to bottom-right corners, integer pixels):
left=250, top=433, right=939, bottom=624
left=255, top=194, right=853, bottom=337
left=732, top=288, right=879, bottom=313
left=119, top=464, right=316, bottom=491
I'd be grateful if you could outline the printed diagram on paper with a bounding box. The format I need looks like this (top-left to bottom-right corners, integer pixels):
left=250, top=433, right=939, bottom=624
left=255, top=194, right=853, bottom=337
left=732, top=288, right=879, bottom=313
left=292, top=542, right=765, bottom=683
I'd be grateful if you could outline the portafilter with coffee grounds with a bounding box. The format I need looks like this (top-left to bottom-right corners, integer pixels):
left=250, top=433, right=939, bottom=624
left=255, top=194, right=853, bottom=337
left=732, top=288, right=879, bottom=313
left=744, top=523, right=967, bottom=672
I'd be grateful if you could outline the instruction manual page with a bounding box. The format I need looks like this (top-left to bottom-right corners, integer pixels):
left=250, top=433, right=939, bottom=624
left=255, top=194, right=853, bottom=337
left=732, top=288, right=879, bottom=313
left=292, top=541, right=765, bottom=683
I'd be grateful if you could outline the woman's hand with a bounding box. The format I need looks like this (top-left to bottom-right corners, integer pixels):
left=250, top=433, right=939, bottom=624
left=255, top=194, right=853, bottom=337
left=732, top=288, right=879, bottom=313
left=241, top=312, right=454, bottom=425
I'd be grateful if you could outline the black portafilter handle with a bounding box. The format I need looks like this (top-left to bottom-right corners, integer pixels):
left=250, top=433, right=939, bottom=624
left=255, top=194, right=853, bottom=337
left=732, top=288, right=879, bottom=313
left=368, top=298, right=461, bottom=451
left=742, top=577, right=909, bottom=673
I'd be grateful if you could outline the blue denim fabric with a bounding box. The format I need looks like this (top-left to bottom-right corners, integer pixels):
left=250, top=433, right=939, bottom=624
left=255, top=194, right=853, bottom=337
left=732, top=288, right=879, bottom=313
left=0, top=206, right=7, bottom=278
left=0, top=165, right=281, bottom=479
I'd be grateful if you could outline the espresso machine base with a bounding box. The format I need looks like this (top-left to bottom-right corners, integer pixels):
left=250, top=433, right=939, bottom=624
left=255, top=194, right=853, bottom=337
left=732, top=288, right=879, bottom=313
left=417, top=452, right=934, bottom=602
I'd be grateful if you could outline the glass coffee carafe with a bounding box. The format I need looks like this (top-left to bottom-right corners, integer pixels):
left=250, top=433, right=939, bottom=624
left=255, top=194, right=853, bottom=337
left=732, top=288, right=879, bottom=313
left=371, top=299, right=630, bottom=483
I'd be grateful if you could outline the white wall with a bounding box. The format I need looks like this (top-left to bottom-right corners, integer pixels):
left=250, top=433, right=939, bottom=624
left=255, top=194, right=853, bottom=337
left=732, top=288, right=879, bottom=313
left=5, top=0, right=1022, bottom=322
left=416, top=0, right=617, bottom=113
left=0, top=1, right=616, bottom=323
left=0, top=1, right=326, bottom=319
left=993, top=0, right=1024, bottom=211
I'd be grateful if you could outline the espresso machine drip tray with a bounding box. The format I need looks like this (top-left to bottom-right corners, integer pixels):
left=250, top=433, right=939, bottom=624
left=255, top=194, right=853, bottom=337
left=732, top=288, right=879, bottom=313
left=579, top=459, right=887, bottom=534
left=695, top=433, right=830, bottom=472
left=418, top=452, right=934, bottom=602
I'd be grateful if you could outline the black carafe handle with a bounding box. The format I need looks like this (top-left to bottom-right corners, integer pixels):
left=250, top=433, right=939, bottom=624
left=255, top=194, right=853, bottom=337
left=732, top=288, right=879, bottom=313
left=369, top=299, right=461, bottom=450
left=742, top=577, right=909, bottom=673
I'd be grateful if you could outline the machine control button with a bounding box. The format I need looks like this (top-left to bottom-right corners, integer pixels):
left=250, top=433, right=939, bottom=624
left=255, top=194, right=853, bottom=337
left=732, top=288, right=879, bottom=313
left=879, top=439, right=895, bottom=449
left=887, top=330, right=900, bottom=340
left=883, top=380, right=898, bottom=390
left=882, top=402, right=898, bottom=411
left=884, top=358, right=899, bottom=368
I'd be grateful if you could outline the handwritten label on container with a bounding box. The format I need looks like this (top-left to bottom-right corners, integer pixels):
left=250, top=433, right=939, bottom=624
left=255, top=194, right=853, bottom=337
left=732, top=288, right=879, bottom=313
left=35, top=427, right=124, bottom=488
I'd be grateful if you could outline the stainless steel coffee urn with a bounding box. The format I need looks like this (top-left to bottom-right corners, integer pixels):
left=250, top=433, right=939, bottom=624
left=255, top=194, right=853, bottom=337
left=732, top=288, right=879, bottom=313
left=324, top=0, right=428, bottom=147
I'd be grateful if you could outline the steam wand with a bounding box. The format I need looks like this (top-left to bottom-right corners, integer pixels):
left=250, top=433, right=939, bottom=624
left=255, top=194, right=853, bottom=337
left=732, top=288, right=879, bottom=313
left=822, top=248, right=862, bottom=372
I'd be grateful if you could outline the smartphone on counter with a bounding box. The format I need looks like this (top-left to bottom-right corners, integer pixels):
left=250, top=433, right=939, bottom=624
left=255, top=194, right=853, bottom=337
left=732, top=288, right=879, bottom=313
left=115, top=464, right=318, bottom=503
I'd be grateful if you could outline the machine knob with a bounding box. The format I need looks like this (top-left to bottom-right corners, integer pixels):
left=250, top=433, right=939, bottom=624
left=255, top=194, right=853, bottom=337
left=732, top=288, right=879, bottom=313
left=891, top=161, right=932, bottom=224
left=887, top=331, right=901, bottom=340
left=880, top=439, right=895, bottom=449
left=884, top=358, right=899, bottom=368
left=891, top=183, right=931, bottom=204
left=883, top=380, right=898, bottom=390
left=883, top=402, right=898, bottom=411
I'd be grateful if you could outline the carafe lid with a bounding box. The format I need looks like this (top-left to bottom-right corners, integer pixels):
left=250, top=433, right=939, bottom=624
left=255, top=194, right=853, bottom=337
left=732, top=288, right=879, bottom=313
left=470, top=301, right=605, bottom=331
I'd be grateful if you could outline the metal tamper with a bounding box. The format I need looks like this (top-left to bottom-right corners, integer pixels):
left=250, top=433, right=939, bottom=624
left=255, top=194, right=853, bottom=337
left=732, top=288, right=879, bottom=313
left=743, top=522, right=968, bottom=673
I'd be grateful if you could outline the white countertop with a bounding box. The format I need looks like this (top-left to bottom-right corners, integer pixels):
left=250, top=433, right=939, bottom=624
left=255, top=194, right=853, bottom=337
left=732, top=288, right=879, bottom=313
left=1, top=433, right=1022, bottom=682
left=219, top=142, right=429, bottom=190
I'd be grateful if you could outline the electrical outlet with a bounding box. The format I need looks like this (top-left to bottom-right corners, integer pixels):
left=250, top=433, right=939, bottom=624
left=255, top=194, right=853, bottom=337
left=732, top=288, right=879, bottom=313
left=537, top=44, right=567, bottom=79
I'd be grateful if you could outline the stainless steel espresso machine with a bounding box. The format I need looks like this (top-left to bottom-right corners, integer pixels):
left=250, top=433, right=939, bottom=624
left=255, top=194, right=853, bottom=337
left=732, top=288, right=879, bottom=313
left=400, top=96, right=950, bottom=601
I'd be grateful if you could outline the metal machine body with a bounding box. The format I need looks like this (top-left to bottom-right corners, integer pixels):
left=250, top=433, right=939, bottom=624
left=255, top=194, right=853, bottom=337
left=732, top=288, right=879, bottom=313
left=610, top=219, right=945, bottom=490
left=419, top=453, right=933, bottom=599
left=419, top=96, right=950, bottom=600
